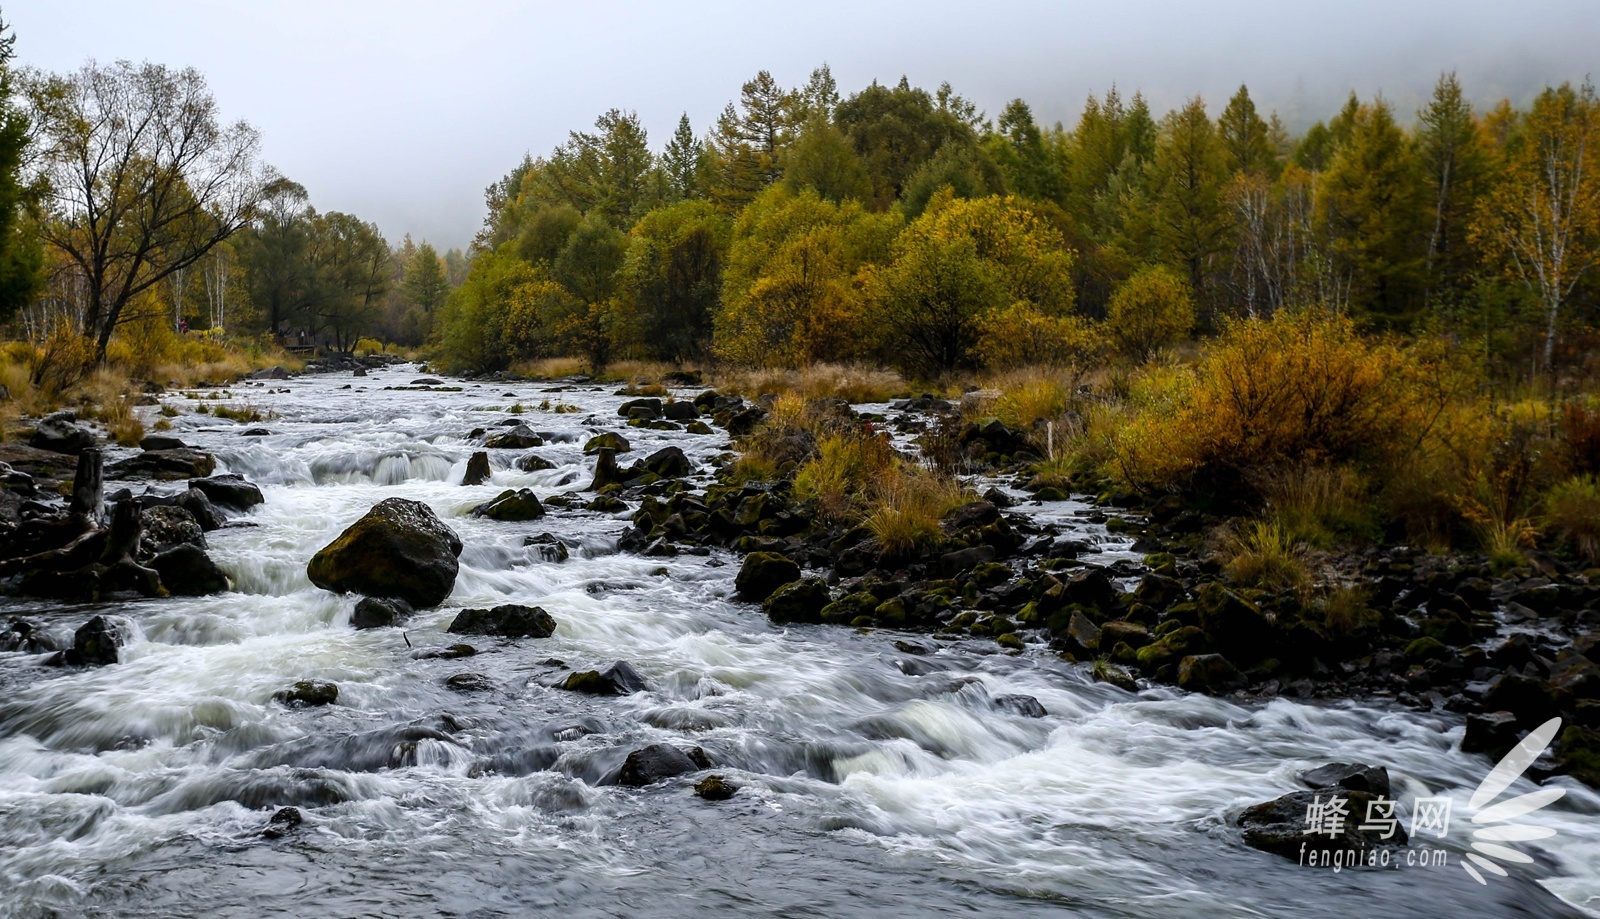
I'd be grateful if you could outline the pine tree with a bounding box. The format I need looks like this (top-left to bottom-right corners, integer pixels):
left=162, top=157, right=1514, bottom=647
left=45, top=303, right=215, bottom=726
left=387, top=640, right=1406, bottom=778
left=1218, top=85, right=1278, bottom=176
left=663, top=114, right=704, bottom=202
left=1416, top=72, right=1488, bottom=309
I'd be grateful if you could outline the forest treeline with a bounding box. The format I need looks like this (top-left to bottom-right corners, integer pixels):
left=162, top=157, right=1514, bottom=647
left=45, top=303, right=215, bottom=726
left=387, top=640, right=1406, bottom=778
left=436, top=65, right=1600, bottom=381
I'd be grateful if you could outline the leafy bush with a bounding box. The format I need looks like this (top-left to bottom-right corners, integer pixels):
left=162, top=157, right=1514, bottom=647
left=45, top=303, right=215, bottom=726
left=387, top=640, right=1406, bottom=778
left=1546, top=475, right=1600, bottom=563
left=976, top=303, right=1101, bottom=370
left=1105, top=265, right=1195, bottom=362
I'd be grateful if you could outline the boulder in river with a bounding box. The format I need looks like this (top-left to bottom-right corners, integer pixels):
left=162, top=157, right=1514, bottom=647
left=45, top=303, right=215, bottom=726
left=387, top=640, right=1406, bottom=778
left=306, top=497, right=462, bottom=608
left=138, top=434, right=187, bottom=452
left=274, top=680, right=338, bottom=707
left=150, top=544, right=230, bottom=596
left=139, top=505, right=207, bottom=557
left=188, top=474, right=264, bottom=511
left=515, top=453, right=556, bottom=472
left=616, top=743, right=703, bottom=787
left=583, top=432, right=631, bottom=455
left=561, top=660, right=647, bottom=695
left=107, top=448, right=216, bottom=481
left=262, top=806, right=303, bottom=839
left=66, top=615, right=130, bottom=666
left=735, top=552, right=800, bottom=602
left=447, top=604, right=557, bottom=639
left=352, top=596, right=413, bottom=630
left=484, top=424, right=543, bottom=449
left=475, top=488, right=545, bottom=521
left=764, top=577, right=829, bottom=624
left=694, top=774, right=738, bottom=800
left=639, top=446, right=691, bottom=479
left=1298, top=762, right=1392, bottom=798
left=176, top=487, right=225, bottom=531
left=1176, top=653, right=1247, bottom=695
left=1238, top=789, right=1406, bottom=860
left=29, top=412, right=96, bottom=455
left=462, top=451, right=492, bottom=486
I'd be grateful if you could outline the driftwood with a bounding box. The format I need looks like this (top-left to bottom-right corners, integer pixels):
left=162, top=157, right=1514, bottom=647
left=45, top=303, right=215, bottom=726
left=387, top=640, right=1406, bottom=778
left=0, top=451, right=160, bottom=595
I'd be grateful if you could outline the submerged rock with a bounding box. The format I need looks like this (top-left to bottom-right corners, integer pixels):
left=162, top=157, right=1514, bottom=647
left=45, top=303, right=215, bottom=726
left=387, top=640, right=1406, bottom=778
left=447, top=604, right=557, bottom=639
left=306, top=497, right=462, bottom=608
left=561, top=660, right=647, bottom=695
left=616, top=743, right=702, bottom=787
left=694, top=774, right=738, bottom=800
left=274, top=680, right=339, bottom=707
left=262, top=806, right=303, bottom=839
left=68, top=615, right=130, bottom=666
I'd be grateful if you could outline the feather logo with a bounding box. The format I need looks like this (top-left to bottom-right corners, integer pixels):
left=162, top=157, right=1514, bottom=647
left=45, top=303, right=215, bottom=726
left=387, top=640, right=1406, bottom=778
left=1461, top=717, right=1564, bottom=885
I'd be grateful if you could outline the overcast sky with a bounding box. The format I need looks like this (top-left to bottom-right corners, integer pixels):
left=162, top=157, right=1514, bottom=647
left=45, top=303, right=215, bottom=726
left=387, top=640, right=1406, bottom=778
left=10, top=1, right=1598, bottom=251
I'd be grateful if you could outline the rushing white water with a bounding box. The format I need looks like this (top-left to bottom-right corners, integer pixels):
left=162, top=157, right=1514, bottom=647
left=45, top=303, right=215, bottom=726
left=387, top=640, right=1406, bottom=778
left=0, top=364, right=1596, bottom=919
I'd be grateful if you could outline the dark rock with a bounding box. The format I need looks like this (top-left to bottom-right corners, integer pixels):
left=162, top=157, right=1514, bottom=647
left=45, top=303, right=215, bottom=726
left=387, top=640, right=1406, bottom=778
left=525, top=533, right=570, bottom=562
left=410, top=644, right=477, bottom=660
left=262, top=806, right=303, bottom=839
left=274, top=680, right=338, bottom=707
left=444, top=672, right=496, bottom=693
left=617, top=743, right=700, bottom=787
left=187, top=474, right=264, bottom=511
left=1239, top=789, right=1405, bottom=860
left=150, top=545, right=230, bottom=596
left=993, top=694, right=1048, bottom=717
left=1132, top=573, right=1185, bottom=611
left=176, top=488, right=225, bottom=531
left=30, top=412, right=96, bottom=455
left=462, top=451, right=492, bottom=486
left=70, top=615, right=130, bottom=666
left=352, top=596, right=413, bottom=630
left=617, top=398, right=664, bottom=419
left=241, top=428, right=272, bottom=436
left=1052, top=567, right=1118, bottom=611
left=0, top=617, right=63, bottom=654
left=516, top=453, right=556, bottom=472
left=664, top=401, right=700, bottom=422
left=764, top=577, right=830, bottom=624
left=108, top=448, right=216, bottom=480
left=1463, top=711, right=1523, bottom=758
left=584, top=432, right=632, bottom=455
left=562, top=660, right=647, bottom=695
left=735, top=551, right=801, bottom=602
left=248, top=366, right=291, bottom=381
left=1197, top=584, right=1275, bottom=663
left=1176, top=654, right=1246, bottom=694
left=306, top=497, right=463, bottom=608
left=448, top=604, right=557, bottom=639
left=940, top=545, right=996, bottom=576
left=640, top=446, right=691, bottom=478
left=945, top=501, right=1002, bottom=530
left=139, top=435, right=187, bottom=452
left=476, top=488, right=546, bottom=521
left=1299, top=763, right=1392, bottom=799
left=695, top=774, right=738, bottom=800
left=140, top=505, right=206, bottom=556
left=1481, top=671, right=1562, bottom=723
left=484, top=424, right=543, bottom=449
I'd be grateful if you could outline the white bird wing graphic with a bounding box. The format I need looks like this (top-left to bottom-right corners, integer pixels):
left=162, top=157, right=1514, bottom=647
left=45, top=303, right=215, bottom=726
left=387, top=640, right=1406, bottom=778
left=1461, top=717, right=1565, bottom=885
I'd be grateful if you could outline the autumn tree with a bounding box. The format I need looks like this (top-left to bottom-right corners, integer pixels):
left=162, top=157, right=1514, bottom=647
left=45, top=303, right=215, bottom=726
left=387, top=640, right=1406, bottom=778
left=0, top=13, right=39, bottom=321
left=25, top=60, right=266, bottom=358
left=1136, top=97, right=1231, bottom=305
left=1471, top=81, right=1599, bottom=374
left=1217, top=85, right=1278, bottom=177
left=709, top=71, right=794, bottom=209
left=1106, top=265, right=1195, bottom=361
left=618, top=200, right=728, bottom=362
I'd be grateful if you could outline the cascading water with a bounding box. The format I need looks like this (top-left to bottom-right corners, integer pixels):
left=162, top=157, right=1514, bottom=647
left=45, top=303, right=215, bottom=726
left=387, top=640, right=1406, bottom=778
left=0, top=364, right=1596, bottom=919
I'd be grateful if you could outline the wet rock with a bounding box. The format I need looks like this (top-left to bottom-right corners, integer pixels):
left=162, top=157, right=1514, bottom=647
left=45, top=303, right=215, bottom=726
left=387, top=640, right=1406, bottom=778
left=107, top=448, right=216, bottom=481
left=306, top=497, right=463, bottom=608
left=1091, top=661, right=1139, bottom=692
left=150, top=545, right=230, bottom=596
left=1462, top=711, right=1522, bottom=758
left=177, top=488, right=225, bottom=531
left=138, top=434, right=187, bottom=452
left=274, top=680, right=338, bottom=707
left=462, top=450, right=492, bottom=486
left=640, top=446, right=691, bottom=478
left=1050, top=567, right=1118, bottom=612
left=68, top=615, right=130, bottom=666
left=1239, top=789, right=1405, bottom=860
left=617, top=743, right=701, bottom=787
left=525, top=533, right=570, bottom=562
left=248, top=366, right=292, bottom=380
left=735, top=552, right=801, bottom=602
left=262, top=806, right=303, bottom=839
left=695, top=774, right=738, bottom=800
left=940, top=545, right=996, bottom=576
left=444, top=672, right=496, bottom=693
left=1132, top=573, right=1185, bottom=611
left=516, top=453, right=556, bottom=472
left=1481, top=671, right=1563, bottom=723
left=993, top=694, right=1048, bottom=718
left=140, top=505, right=206, bottom=556
left=945, top=501, right=1002, bottom=531
left=241, top=428, right=272, bottom=436
left=664, top=401, right=699, bottom=422
left=0, top=617, right=63, bottom=654
left=1196, top=583, right=1275, bottom=664
left=352, top=596, right=413, bottom=630
left=562, top=660, right=647, bottom=695
left=410, top=644, right=477, bottom=660
left=1177, top=654, right=1246, bottom=695
left=475, top=488, right=546, bottom=521
left=484, top=424, right=543, bottom=449
left=1299, top=763, right=1392, bottom=799
left=447, top=604, right=557, bottom=639
left=583, top=432, right=632, bottom=455
left=29, top=412, right=96, bottom=455
left=188, top=474, right=265, bottom=511
left=764, top=577, right=830, bottom=625
left=589, top=448, right=627, bottom=491
left=617, top=398, right=663, bottom=419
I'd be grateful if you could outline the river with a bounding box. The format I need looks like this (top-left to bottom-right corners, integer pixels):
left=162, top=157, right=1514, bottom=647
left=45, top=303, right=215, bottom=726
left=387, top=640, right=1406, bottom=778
left=1, top=363, right=1596, bottom=918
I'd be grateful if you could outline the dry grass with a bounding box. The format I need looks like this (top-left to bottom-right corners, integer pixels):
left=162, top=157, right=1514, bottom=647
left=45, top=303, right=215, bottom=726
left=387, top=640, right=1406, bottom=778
left=713, top=363, right=910, bottom=404
left=1256, top=464, right=1372, bottom=548
left=793, top=433, right=897, bottom=522
left=978, top=367, right=1076, bottom=430
left=1216, top=519, right=1311, bottom=593
left=865, top=470, right=970, bottom=556
left=513, top=357, right=588, bottom=379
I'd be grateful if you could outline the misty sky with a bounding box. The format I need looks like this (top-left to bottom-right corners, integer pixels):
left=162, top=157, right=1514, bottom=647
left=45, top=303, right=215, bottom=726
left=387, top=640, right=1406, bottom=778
left=10, top=0, right=1598, bottom=251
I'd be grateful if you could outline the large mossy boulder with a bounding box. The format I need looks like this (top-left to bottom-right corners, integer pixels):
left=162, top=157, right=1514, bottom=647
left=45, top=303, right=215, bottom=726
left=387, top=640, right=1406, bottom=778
left=764, top=577, right=829, bottom=624
left=735, top=552, right=800, bottom=602
left=306, top=497, right=462, bottom=608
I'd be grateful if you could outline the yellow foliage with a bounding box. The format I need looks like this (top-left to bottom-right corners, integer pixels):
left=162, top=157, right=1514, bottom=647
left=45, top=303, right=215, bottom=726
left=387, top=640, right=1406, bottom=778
left=865, top=470, right=970, bottom=556
left=976, top=303, right=1104, bottom=371
left=712, top=363, right=909, bottom=404
left=794, top=433, right=897, bottom=522
left=1106, top=265, right=1195, bottom=361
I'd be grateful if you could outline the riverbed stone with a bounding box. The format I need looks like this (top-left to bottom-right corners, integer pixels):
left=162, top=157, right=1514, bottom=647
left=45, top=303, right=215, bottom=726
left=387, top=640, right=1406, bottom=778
left=616, top=743, right=701, bottom=787
left=640, top=446, right=691, bottom=478
left=69, top=615, right=130, bottom=666
left=516, top=453, right=556, bottom=472
left=176, top=488, right=224, bottom=531
left=584, top=432, right=632, bottom=455
left=695, top=774, right=738, bottom=800
left=274, top=680, right=338, bottom=707
left=306, top=497, right=463, bottom=608
left=476, top=488, right=546, bottom=521
left=140, top=505, right=206, bottom=556
left=561, top=660, right=647, bottom=695
left=1298, top=763, right=1392, bottom=798
left=447, top=604, right=557, bottom=639
left=1177, top=653, right=1247, bottom=694
left=764, top=577, right=829, bottom=624
left=484, top=424, right=543, bottom=449
left=1239, top=789, right=1405, bottom=860
left=352, top=596, right=413, bottom=630
left=108, top=448, right=216, bottom=481
left=735, top=551, right=800, bottom=602
left=29, top=412, right=96, bottom=455
left=187, top=473, right=265, bottom=512
left=150, top=544, right=230, bottom=596
left=462, top=451, right=492, bottom=486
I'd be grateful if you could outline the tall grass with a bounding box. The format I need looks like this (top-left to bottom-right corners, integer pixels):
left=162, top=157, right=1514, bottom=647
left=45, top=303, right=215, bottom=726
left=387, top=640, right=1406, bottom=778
left=1546, top=475, right=1600, bottom=563
left=713, top=363, right=910, bottom=404
left=865, top=471, right=970, bottom=555
left=793, top=433, right=896, bottom=522
left=1216, top=519, right=1311, bottom=593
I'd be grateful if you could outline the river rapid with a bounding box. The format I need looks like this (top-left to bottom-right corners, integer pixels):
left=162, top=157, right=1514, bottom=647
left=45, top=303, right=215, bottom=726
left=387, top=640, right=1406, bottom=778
left=0, top=363, right=1596, bottom=919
